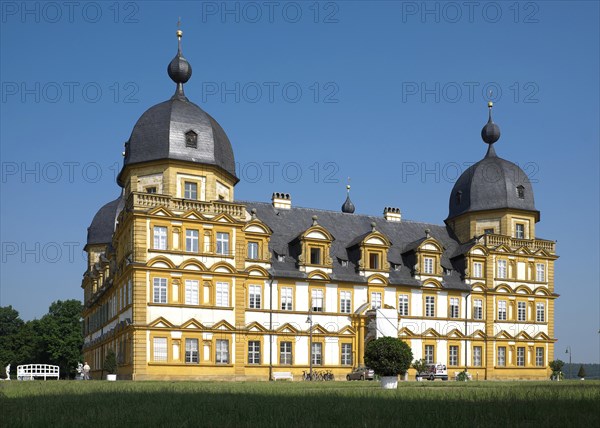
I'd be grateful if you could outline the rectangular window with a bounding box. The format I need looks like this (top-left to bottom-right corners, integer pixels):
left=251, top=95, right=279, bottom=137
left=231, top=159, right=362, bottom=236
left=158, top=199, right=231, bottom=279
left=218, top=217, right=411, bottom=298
left=248, top=341, right=260, bottom=365
left=153, top=278, right=167, bottom=304
left=280, top=341, right=292, bottom=365
left=535, top=347, right=544, bottom=367
left=310, top=247, right=321, bottom=265
left=341, top=343, right=352, bottom=366
left=515, top=223, right=525, bottom=239
left=497, top=347, right=506, bottom=367
left=311, top=289, right=324, bottom=312
left=536, top=302, right=545, bottom=322
left=311, top=342, right=323, bottom=366
left=473, top=346, right=482, bottom=367
left=473, top=262, right=483, bottom=278
left=425, top=345, right=435, bottom=364
left=425, top=296, right=435, bottom=317
left=184, top=181, right=197, bottom=199
left=280, top=287, right=293, bottom=311
left=216, top=340, right=229, bottom=364
left=449, top=345, right=459, bottom=366
left=184, top=280, right=199, bottom=305
left=185, top=338, right=199, bottom=363
left=517, top=347, right=525, bottom=366
left=185, top=229, right=199, bottom=252
left=449, top=297, right=459, bottom=318
left=497, top=260, right=507, bottom=279
left=484, top=228, right=494, bottom=234
left=474, top=299, right=483, bottom=320
left=536, top=264, right=545, bottom=282
left=153, top=226, right=167, bottom=250
left=369, top=253, right=380, bottom=269
left=498, top=300, right=507, bottom=321
left=247, top=242, right=259, bottom=259
left=398, top=294, right=409, bottom=316
left=371, top=292, right=382, bottom=309
left=146, top=186, right=157, bottom=194
left=153, top=337, right=167, bottom=362
left=424, top=257, right=434, bottom=274
left=216, top=282, right=229, bottom=307
left=248, top=285, right=261, bottom=309
left=517, top=301, right=526, bottom=321
left=340, top=291, right=351, bottom=314
left=216, top=232, right=230, bottom=255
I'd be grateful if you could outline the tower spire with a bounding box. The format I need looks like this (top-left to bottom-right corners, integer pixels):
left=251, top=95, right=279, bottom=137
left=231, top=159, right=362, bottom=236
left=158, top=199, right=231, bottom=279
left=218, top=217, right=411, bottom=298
left=481, top=100, right=501, bottom=157
left=167, top=19, right=192, bottom=100
left=341, top=178, right=356, bottom=213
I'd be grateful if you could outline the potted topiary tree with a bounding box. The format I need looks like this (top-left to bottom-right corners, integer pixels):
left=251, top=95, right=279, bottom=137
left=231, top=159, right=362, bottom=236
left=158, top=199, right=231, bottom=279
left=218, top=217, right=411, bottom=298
left=412, top=359, right=428, bottom=382
left=103, top=349, right=118, bottom=381
left=577, top=365, right=586, bottom=381
left=549, top=359, right=564, bottom=381
left=364, top=337, right=413, bottom=389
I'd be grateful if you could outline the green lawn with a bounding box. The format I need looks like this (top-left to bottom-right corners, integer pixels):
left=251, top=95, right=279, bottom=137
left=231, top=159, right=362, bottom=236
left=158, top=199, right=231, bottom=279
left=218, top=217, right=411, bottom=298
left=1, top=380, right=599, bottom=427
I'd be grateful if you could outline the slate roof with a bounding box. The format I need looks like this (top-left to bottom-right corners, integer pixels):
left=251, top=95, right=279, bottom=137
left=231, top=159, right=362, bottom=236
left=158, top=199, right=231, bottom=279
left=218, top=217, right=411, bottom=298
left=86, top=196, right=124, bottom=248
left=447, top=145, right=537, bottom=220
left=243, top=202, right=469, bottom=290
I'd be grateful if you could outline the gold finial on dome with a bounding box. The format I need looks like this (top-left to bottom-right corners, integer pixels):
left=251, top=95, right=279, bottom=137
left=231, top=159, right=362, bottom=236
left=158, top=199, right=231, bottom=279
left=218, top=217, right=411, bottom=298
left=177, top=17, right=183, bottom=38
left=488, top=101, right=493, bottom=108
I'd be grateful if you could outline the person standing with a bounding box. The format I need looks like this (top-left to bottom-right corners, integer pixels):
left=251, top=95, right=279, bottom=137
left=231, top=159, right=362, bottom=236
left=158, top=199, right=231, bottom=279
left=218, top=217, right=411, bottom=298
left=83, top=362, right=90, bottom=380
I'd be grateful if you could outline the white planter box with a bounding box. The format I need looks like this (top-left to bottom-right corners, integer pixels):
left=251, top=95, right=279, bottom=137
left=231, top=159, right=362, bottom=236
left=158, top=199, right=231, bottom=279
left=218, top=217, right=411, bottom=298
left=106, top=374, right=117, bottom=381
left=381, top=376, right=398, bottom=389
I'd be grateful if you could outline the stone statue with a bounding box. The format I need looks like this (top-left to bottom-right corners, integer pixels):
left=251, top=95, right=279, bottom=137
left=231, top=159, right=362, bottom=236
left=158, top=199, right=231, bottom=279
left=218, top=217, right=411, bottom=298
left=5, top=364, right=10, bottom=381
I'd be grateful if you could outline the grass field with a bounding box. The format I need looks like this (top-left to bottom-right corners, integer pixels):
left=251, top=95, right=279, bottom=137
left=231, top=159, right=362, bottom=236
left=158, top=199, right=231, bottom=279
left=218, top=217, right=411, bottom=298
left=1, top=380, right=599, bottom=427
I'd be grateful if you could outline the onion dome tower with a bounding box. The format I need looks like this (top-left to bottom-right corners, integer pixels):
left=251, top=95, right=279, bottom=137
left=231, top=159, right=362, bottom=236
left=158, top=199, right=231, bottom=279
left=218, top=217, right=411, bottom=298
left=341, top=184, right=356, bottom=213
left=446, top=103, right=539, bottom=242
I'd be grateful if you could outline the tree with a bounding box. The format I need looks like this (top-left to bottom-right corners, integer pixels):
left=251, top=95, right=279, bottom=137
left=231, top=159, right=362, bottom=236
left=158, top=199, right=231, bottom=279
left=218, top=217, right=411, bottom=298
left=38, top=299, right=83, bottom=378
left=549, top=359, right=565, bottom=380
left=412, top=359, right=428, bottom=376
left=364, top=337, right=413, bottom=377
left=577, top=365, right=586, bottom=379
left=103, top=349, right=117, bottom=375
left=0, top=306, right=24, bottom=373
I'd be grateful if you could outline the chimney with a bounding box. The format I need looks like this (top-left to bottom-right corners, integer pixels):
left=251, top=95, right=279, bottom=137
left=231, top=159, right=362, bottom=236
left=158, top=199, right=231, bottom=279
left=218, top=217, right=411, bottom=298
left=272, top=192, right=291, bottom=210
left=383, top=207, right=402, bottom=222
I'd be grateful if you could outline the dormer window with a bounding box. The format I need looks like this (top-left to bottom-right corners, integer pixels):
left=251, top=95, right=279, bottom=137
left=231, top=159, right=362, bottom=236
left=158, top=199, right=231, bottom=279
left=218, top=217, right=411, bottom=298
left=423, top=257, right=434, bottom=274
left=516, top=185, right=525, bottom=199
left=185, top=130, right=198, bottom=148
left=456, top=190, right=462, bottom=204
left=341, top=260, right=349, bottom=267
left=369, top=253, right=380, bottom=270
left=277, top=254, right=285, bottom=262
left=310, top=247, right=322, bottom=265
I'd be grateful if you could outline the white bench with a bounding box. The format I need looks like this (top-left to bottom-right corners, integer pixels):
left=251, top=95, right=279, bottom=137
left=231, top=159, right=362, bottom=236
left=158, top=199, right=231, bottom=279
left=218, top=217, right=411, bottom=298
left=272, top=371, right=293, bottom=381
left=17, top=364, right=60, bottom=380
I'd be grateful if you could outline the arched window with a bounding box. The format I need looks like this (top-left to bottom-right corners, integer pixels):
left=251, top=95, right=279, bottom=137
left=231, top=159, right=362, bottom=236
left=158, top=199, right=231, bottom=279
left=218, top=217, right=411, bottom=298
left=456, top=190, right=462, bottom=204
left=185, top=130, right=198, bottom=149
left=516, top=185, right=525, bottom=199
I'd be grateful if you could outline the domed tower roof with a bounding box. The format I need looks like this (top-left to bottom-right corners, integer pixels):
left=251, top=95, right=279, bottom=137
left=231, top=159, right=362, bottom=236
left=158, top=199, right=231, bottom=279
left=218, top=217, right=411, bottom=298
left=118, top=28, right=237, bottom=185
left=341, top=184, right=356, bottom=213
left=86, top=196, right=125, bottom=249
left=447, top=103, right=538, bottom=221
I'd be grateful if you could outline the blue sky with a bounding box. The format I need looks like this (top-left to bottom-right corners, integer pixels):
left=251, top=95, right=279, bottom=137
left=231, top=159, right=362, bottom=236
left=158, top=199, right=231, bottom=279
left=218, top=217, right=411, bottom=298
left=1, top=1, right=598, bottom=363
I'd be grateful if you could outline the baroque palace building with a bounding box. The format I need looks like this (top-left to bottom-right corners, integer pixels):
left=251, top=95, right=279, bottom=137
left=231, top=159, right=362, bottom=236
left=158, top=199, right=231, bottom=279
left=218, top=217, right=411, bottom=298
left=81, top=30, right=558, bottom=380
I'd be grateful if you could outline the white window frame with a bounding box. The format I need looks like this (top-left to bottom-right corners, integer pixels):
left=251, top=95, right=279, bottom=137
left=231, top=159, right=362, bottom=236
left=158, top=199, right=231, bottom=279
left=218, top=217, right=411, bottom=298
left=425, top=344, right=435, bottom=364
left=216, top=282, right=229, bottom=307
left=153, top=226, right=167, bottom=250
left=425, top=296, right=435, bottom=317
left=515, top=223, right=525, bottom=239
left=498, top=300, right=507, bottom=321
left=424, top=257, right=434, bottom=274
left=371, top=292, right=382, bottom=309
left=184, top=181, right=198, bottom=199
left=473, top=299, right=483, bottom=320
left=536, top=302, right=545, bottom=322
left=473, top=346, right=482, bottom=367
left=517, top=301, right=526, bottom=322
left=449, top=297, right=459, bottom=318
left=449, top=345, right=458, bottom=366
left=280, top=341, right=292, bottom=365
left=185, top=229, right=199, bottom=253
left=473, top=262, right=483, bottom=278
left=248, top=340, right=260, bottom=365
left=497, top=347, right=506, bottom=367
left=340, top=291, right=351, bottom=314
left=153, top=337, right=167, bottom=362
left=216, top=339, right=229, bottom=364
left=311, top=289, right=324, bottom=312
left=398, top=294, right=409, bottom=316
left=535, top=347, right=544, bottom=367
left=248, top=285, right=261, bottom=309
left=184, top=280, right=199, bottom=305
left=185, top=338, right=199, bottom=363
left=497, top=260, right=507, bottom=279
left=247, top=242, right=259, bottom=259
left=153, top=278, right=167, bottom=304
left=311, top=342, right=323, bottom=366
left=517, top=347, right=525, bottom=366
left=536, top=263, right=545, bottom=282
left=341, top=343, right=352, bottom=366
left=216, top=232, right=230, bottom=255
left=281, top=287, right=293, bottom=311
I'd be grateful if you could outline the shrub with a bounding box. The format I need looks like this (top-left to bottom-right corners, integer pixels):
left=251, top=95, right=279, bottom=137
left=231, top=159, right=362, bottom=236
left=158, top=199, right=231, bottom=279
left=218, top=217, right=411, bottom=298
left=411, top=359, right=428, bottom=375
left=577, top=365, right=586, bottom=379
left=364, top=337, right=413, bottom=377
left=103, top=349, right=118, bottom=375
left=549, top=360, right=565, bottom=380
